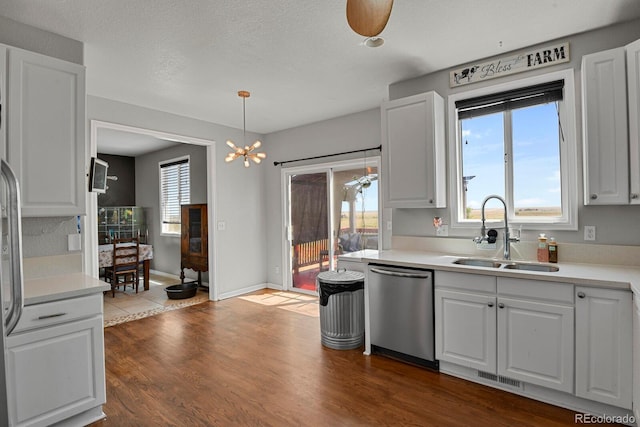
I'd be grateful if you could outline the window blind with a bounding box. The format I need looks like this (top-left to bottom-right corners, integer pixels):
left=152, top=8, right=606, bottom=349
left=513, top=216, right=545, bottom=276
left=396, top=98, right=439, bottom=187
left=456, top=80, right=564, bottom=120
left=160, top=158, right=190, bottom=226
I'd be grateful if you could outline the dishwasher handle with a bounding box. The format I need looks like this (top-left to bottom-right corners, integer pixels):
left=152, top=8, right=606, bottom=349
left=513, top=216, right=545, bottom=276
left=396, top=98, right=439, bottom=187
left=369, top=267, right=431, bottom=279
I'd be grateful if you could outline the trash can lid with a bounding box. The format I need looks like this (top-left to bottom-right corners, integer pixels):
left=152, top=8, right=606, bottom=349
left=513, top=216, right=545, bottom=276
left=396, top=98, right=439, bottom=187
left=317, top=269, right=364, bottom=285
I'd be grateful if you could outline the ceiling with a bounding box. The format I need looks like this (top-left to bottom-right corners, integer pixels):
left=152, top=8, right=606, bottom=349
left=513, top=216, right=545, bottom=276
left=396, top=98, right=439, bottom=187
left=1, top=0, right=640, bottom=145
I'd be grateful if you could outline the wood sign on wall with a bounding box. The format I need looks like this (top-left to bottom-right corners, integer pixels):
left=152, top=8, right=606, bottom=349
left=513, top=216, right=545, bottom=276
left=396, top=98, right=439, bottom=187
left=450, top=42, right=570, bottom=87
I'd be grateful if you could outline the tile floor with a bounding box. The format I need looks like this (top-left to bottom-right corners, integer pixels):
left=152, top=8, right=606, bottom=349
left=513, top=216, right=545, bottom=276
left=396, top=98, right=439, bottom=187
left=103, top=273, right=209, bottom=324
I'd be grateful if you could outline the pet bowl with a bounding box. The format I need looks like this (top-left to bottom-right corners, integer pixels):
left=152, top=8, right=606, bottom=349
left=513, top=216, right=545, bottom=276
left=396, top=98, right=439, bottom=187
left=165, top=283, right=198, bottom=300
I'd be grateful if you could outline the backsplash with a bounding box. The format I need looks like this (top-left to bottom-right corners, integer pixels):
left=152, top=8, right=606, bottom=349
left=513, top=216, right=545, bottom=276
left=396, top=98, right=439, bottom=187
left=21, top=217, right=79, bottom=258
left=392, top=236, right=640, bottom=267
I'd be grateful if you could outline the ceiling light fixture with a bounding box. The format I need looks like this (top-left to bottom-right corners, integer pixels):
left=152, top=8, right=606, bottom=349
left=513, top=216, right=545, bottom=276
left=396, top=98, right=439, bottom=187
left=346, top=0, right=393, bottom=45
left=225, top=90, right=266, bottom=168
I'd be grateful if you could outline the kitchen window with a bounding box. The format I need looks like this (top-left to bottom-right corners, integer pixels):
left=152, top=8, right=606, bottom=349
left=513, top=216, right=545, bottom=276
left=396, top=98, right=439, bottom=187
left=448, top=69, right=578, bottom=230
left=159, top=156, right=190, bottom=235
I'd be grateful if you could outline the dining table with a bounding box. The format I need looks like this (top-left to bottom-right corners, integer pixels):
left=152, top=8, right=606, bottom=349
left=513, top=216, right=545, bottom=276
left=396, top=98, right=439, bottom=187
left=98, top=243, right=154, bottom=290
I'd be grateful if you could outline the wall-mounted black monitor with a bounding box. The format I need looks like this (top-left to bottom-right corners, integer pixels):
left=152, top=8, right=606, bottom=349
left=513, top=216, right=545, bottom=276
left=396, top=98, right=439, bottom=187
left=89, top=157, right=109, bottom=193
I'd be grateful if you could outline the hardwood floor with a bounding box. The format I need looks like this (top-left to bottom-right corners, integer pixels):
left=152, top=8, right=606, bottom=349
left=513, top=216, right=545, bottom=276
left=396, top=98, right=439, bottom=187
left=91, top=289, right=583, bottom=426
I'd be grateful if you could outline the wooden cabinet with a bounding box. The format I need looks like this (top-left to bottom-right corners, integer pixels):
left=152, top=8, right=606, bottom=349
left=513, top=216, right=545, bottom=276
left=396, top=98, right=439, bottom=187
left=381, top=91, right=446, bottom=208
left=628, top=39, right=640, bottom=203
left=180, top=203, right=208, bottom=287
left=5, top=45, right=86, bottom=216
left=581, top=47, right=629, bottom=205
left=6, top=294, right=105, bottom=426
left=575, top=286, right=632, bottom=409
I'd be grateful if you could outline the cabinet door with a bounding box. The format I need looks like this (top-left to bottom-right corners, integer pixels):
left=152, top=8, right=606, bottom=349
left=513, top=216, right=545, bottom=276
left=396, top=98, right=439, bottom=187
left=381, top=91, right=445, bottom=208
left=582, top=47, right=629, bottom=205
left=0, top=45, right=6, bottom=160
left=6, top=316, right=105, bottom=427
left=497, top=297, right=574, bottom=393
left=7, top=47, right=86, bottom=216
left=575, top=287, right=632, bottom=409
left=628, top=39, right=640, bottom=203
left=435, top=289, right=496, bottom=372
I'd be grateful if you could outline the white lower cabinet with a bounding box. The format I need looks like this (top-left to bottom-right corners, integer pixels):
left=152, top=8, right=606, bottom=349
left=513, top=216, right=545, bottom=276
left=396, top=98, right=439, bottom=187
left=5, top=294, right=106, bottom=427
left=497, top=296, right=574, bottom=393
left=435, top=289, right=496, bottom=372
left=575, top=286, right=633, bottom=409
left=436, top=271, right=635, bottom=411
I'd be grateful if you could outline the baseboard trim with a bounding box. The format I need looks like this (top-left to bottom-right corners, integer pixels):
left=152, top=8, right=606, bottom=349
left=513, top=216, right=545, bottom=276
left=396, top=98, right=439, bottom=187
left=217, top=283, right=268, bottom=300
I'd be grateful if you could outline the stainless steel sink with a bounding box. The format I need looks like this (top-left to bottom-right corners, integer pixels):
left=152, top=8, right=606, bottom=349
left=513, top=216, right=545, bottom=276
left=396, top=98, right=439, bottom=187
left=453, top=258, right=503, bottom=268
left=503, top=263, right=559, bottom=272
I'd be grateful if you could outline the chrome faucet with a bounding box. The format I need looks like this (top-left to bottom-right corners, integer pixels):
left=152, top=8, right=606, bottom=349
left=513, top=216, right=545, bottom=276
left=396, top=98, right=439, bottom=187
left=473, top=195, right=520, bottom=260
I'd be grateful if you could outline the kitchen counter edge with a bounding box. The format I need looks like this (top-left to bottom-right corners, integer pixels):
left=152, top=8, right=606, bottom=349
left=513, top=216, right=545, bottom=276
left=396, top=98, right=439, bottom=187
left=24, top=272, right=110, bottom=306
left=339, top=250, right=640, bottom=293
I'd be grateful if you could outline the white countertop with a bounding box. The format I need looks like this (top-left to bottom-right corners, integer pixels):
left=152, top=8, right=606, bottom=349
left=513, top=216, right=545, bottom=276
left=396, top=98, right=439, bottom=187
left=340, top=249, right=640, bottom=293
left=24, top=273, right=110, bottom=305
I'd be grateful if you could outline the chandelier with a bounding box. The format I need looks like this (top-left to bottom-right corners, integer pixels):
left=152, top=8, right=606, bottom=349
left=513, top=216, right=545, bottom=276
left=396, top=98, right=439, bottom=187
left=225, top=90, right=266, bottom=168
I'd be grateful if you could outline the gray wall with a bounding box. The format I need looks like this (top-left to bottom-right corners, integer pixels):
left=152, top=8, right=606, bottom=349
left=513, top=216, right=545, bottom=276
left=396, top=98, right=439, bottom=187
left=88, top=96, right=267, bottom=297
left=135, top=143, right=208, bottom=282
left=264, top=109, right=382, bottom=286
left=387, top=18, right=640, bottom=246
left=0, top=16, right=84, bottom=259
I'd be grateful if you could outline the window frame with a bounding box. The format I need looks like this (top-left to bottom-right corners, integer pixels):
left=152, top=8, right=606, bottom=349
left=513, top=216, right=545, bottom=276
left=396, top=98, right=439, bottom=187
left=159, top=155, right=191, bottom=236
left=447, top=69, right=578, bottom=231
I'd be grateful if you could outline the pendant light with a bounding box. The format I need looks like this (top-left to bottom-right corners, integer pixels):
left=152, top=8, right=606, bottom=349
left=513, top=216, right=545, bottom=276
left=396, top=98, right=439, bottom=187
left=225, top=90, right=266, bottom=168
left=346, top=0, right=393, bottom=47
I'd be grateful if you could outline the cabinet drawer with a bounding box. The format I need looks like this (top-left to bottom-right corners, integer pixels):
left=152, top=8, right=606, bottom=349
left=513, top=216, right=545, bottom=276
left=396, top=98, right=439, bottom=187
left=11, top=294, right=103, bottom=334
left=497, top=277, right=573, bottom=304
left=435, top=271, right=496, bottom=294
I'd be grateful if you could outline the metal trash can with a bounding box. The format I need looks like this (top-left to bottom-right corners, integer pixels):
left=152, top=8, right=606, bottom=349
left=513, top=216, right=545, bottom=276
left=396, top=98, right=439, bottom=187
left=317, top=269, right=365, bottom=350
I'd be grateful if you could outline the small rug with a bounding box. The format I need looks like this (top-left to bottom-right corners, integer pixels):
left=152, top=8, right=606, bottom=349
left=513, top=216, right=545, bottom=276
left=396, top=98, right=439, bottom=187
left=104, top=294, right=209, bottom=328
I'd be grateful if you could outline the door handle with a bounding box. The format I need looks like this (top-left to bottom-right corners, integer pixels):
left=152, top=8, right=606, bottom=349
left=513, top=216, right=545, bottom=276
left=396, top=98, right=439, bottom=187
left=369, top=267, right=430, bottom=279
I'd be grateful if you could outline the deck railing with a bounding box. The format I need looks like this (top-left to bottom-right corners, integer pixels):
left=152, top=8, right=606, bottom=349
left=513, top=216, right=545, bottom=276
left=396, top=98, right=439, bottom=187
left=292, top=228, right=379, bottom=270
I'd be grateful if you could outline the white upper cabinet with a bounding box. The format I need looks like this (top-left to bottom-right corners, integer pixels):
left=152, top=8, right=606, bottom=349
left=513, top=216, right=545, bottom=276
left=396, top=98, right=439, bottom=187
left=582, top=47, right=628, bottom=205
left=381, top=91, right=446, bottom=208
left=0, top=45, right=6, bottom=160
left=6, top=46, right=86, bottom=216
left=627, top=39, right=640, bottom=204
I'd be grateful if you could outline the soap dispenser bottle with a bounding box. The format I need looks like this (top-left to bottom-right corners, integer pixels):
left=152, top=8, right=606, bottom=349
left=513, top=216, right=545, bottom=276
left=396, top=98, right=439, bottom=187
left=537, top=234, right=549, bottom=262
left=548, top=237, right=558, bottom=263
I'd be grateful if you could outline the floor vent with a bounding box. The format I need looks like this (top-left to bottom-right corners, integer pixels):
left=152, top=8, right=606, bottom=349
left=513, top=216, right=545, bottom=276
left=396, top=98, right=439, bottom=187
left=477, top=371, right=522, bottom=388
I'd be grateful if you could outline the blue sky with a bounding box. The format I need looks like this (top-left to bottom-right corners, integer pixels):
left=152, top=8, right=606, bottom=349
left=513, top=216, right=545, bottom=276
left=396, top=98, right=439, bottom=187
left=461, top=103, right=561, bottom=210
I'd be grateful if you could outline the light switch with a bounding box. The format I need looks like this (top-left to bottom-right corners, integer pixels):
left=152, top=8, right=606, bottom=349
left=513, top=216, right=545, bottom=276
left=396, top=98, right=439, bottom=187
left=68, top=234, right=82, bottom=251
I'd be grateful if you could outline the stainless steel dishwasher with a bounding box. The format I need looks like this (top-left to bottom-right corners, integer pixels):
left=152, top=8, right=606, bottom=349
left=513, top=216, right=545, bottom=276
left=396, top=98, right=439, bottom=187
left=367, top=264, right=438, bottom=369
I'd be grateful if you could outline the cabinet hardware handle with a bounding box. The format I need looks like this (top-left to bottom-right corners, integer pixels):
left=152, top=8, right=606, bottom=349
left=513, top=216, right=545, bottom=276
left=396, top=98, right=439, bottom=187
left=577, top=292, right=586, bottom=299
left=487, top=302, right=494, bottom=307
left=590, top=194, right=598, bottom=200
left=37, top=312, right=67, bottom=320
left=498, top=303, right=505, bottom=309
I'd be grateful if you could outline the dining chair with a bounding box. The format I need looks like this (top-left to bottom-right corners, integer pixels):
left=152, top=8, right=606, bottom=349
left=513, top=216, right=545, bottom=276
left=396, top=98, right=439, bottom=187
left=106, top=237, right=140, bottom=297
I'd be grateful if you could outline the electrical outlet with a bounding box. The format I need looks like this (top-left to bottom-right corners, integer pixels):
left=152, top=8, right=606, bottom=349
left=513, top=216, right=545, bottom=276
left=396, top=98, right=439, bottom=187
left=584, top=225, right=596, bottom=241
left=2, top=245, right=7, bottom=255
left=386, top=220, right=392, bottom=231
left=274, top=266, right=280, bottom=275
left=436, top=224, right=449, bottom=237
left=217, top=221, right=226, bottom=231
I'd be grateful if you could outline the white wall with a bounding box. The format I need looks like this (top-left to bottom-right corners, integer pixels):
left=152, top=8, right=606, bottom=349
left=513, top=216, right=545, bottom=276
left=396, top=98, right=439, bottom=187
left=264, top=109, right=382, bottom=287
left=388, top=19, right=640, bottom=246
left=88, top=95, right=267, bottom=299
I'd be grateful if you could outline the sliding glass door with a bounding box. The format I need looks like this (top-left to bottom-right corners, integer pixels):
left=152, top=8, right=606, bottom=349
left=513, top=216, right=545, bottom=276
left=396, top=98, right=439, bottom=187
left=283, top=158, right=379, bottom=294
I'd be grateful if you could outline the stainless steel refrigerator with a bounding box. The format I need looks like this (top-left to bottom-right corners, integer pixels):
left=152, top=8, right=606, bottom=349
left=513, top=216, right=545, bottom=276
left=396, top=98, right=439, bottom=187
left=0, top=158, right=25, bottom=425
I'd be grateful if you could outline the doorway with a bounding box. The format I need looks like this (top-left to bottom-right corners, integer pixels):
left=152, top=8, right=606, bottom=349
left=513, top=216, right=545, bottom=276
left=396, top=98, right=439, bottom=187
left=283, top=158, right=380, bottom=294
left=86, top=120, right=218, bottom=300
